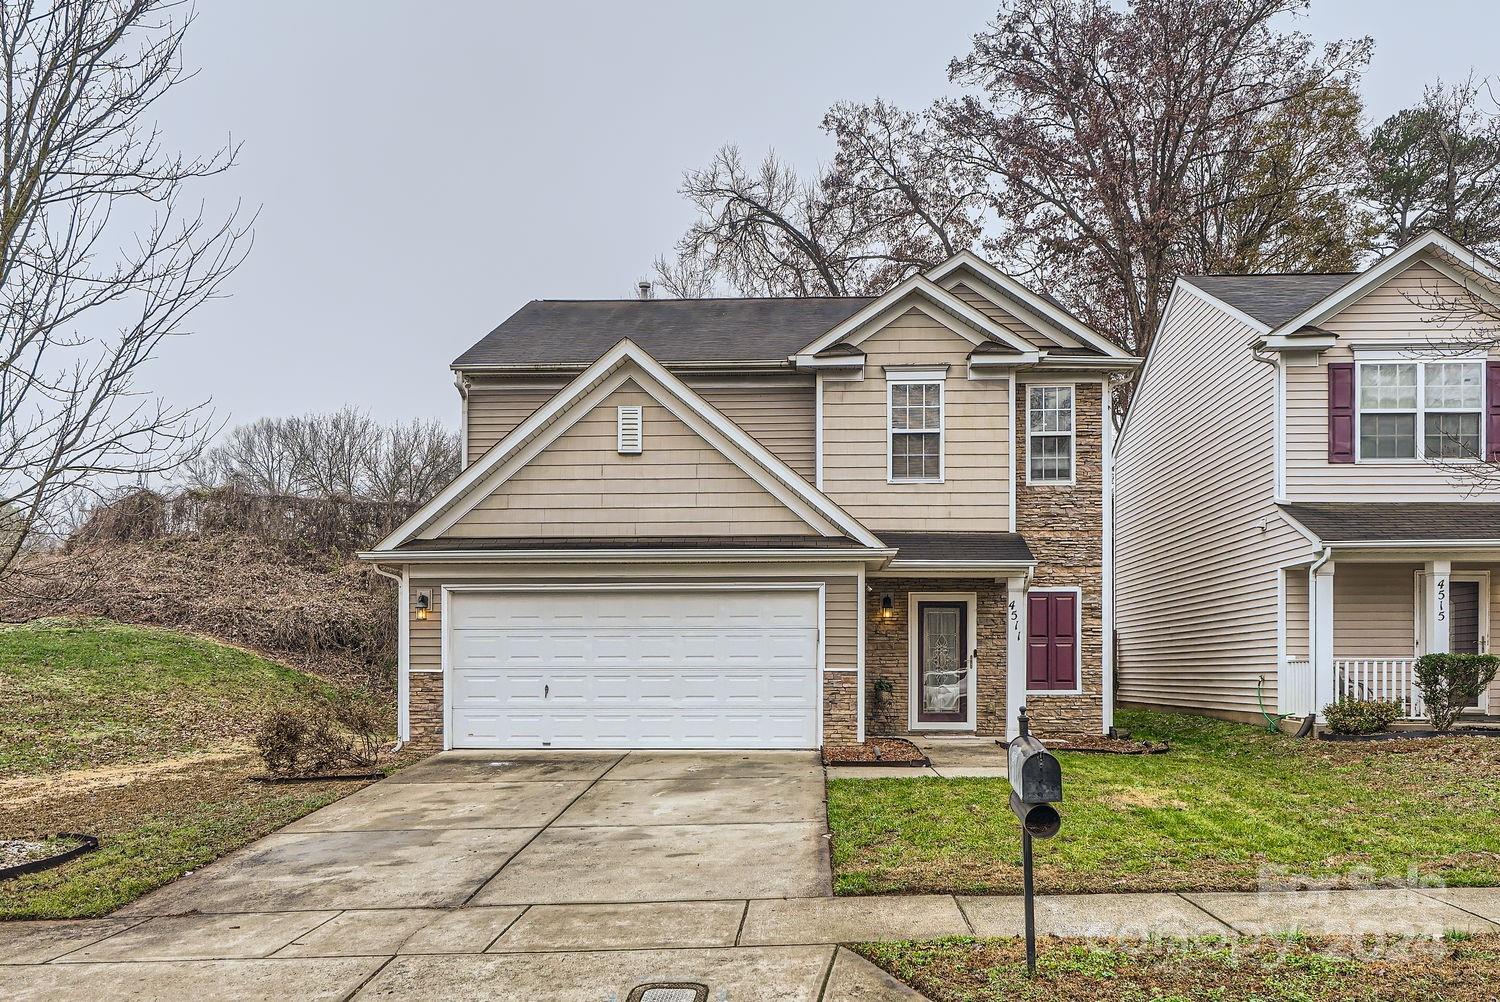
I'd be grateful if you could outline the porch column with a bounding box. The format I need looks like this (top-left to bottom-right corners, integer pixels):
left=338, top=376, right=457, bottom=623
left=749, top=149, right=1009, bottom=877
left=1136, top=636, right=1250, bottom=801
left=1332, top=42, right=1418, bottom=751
left=1005, top=574, right=1028, bottom=742
left=1311, top=560, right=1336, bottom=719
left=1423, top=559, right=1453, bottom=656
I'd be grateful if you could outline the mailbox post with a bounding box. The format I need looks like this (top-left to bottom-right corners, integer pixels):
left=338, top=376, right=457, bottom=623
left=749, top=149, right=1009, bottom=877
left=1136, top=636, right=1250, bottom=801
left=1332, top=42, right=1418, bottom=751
left=1007, top=705, right=1062, bottom=976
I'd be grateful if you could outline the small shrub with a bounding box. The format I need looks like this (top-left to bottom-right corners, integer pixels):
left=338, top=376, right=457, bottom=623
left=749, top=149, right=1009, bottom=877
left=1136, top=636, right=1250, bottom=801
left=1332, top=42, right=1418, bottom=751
left=1322, top=697, right=1403, bottom=735
left=1415, top=652, right=1500, bottom=732
left=255, top=690, right=387, bottom=777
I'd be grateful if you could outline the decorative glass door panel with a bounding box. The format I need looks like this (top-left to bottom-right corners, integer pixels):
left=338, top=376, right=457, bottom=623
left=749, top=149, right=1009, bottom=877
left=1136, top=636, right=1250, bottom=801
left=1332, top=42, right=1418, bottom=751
left=917, top=601, right=968, bottom=724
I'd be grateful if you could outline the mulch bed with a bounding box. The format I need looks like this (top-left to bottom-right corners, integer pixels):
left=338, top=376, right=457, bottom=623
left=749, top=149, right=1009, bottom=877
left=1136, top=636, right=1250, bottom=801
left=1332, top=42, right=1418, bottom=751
left=1319, top=727, right=1500, bottom=742
left=823, top=737, right=929, bottom=766
left=1039, top=735, right=1170, bottom=754
left=249, top=771, right=386, bottom=783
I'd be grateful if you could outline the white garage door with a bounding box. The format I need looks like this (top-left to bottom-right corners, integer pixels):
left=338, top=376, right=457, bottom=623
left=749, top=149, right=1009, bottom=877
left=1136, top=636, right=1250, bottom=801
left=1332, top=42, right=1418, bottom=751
left=447, top=587, right=820, bottom=749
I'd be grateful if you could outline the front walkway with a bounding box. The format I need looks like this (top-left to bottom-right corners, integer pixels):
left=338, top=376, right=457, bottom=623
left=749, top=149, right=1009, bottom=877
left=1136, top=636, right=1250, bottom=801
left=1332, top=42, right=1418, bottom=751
left=5, top=748, right=1500, bottom=1000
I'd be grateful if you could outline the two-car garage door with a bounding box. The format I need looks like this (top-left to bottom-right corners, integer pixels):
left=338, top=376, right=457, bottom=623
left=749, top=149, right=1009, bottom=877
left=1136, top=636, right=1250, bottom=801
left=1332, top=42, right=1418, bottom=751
left=446, top=587, right=820, bottom=749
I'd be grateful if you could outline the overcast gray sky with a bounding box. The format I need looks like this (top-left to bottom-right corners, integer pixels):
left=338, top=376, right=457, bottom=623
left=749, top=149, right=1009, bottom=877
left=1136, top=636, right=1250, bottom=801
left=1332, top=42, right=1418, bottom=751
left=151, top=0, right=1497, bottom=434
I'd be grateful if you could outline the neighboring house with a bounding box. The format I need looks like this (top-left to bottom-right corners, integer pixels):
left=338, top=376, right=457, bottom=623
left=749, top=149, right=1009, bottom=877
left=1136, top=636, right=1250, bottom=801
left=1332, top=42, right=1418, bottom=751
left=361, top=252, right=1138, bottom=750
left=1114, top=232, right=1500, bottom=726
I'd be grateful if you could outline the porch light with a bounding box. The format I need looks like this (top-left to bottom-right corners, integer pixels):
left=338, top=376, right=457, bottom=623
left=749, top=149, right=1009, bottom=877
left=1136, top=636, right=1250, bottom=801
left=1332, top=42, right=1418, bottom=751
left=415, top=592, right=430, bottom=621
left=880, top=594, right=894, bottom=621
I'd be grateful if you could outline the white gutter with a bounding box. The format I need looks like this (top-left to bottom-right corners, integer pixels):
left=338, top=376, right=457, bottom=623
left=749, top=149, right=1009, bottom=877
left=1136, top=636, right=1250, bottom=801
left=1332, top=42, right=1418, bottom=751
left=369, top=564, right=408, bottom=750
left=358, top=547, right=899, bottom=565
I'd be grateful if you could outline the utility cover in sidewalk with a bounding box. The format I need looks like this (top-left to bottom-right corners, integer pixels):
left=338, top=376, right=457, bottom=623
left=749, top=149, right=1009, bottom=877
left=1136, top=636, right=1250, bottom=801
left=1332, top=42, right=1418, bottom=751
left=626, top=984, right=708, bottom=1002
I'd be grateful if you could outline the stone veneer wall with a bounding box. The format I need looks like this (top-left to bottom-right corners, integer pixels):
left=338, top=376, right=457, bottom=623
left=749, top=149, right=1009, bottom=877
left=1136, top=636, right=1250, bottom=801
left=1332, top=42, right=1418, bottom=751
left=865, top=578, right=1009, bottom=737
left=407, top=671, right=445, bottom=750
left=1014, top=379, right=1106, bottom=738
left=823, top=672, right=859, bottom=744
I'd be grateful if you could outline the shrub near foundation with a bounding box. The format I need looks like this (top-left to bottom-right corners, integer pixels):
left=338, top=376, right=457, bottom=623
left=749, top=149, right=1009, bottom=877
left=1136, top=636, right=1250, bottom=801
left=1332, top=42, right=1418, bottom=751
left=1415, top=652, right=1499, bottom=732
left=1322, top=697, right=1402, bottom=735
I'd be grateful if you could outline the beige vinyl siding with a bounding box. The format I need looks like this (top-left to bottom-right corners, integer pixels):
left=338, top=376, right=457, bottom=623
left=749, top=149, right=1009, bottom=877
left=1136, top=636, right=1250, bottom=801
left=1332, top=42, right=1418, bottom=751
left=465, top=379, right=567, bottom=460
left=1333, top=563, right=1417, bottom=658
left=1285, top=262, right=1500, bottom=501
left=445, top=381, right=815, bottom=538
left=465, top=374, right=815, bottom=479
left=406, top=572, right=858, bottom=672
left=689, top=377, right=815, bottom=481
left=944, top=281, right=1077, bottom=349
left=1283, top=568, right=1308, bottom=659
left=1113, top=290, right=1313, bottom=716
left=820, top=309, right=1011, bottom=531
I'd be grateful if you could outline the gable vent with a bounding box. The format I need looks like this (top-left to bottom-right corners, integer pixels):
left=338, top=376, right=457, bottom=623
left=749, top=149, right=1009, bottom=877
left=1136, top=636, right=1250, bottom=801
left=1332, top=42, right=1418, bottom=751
left=616, top=405, right=643, bottom=454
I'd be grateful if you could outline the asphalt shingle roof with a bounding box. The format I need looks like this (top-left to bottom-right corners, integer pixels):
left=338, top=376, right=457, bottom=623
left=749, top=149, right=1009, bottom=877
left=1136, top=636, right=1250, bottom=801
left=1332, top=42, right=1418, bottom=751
left=881, top=531, right=1035, bottom=563
left=1279, top=503, right=1500, bottom=544
left=1181, top=274, right=1356, bottom=329
left=452, top=297, right=875, bottom=368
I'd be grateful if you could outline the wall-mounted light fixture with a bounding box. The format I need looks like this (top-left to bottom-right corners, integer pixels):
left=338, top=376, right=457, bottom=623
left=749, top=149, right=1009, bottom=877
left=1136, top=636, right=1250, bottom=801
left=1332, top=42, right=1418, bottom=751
left=880, top=593, right=894, bottom=622
left=415, top=591, right=431, bottom=621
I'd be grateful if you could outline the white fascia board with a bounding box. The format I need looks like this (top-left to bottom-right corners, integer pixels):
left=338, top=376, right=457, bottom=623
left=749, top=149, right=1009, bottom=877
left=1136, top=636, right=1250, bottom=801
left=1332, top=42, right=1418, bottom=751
left=793, top=355, right=867, bottom=369
left=358, top=547, right=899, bottom=565
left=1258, top=333, right=1338, bottom=352
left=925, top=250, right=1137, bottom=360
left=880, top=559, right=1036, bottom=574
left=1272, top=232, right=1500, bottom=337
left=967, top=350, right=1046, bottom=369
left=796, top=274, right=1036, bottom=356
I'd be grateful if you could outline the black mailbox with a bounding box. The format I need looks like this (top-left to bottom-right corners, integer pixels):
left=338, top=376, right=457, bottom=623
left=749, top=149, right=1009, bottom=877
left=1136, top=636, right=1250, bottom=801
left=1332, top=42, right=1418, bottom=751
left=1008, top=733, right=1062, bottom=805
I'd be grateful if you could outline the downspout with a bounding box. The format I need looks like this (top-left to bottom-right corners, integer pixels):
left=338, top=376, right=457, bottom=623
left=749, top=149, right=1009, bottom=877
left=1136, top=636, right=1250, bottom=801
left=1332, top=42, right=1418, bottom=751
left=1297, top=546, right=1335, bottom=738
left=371, top=563, right=406, bottom=753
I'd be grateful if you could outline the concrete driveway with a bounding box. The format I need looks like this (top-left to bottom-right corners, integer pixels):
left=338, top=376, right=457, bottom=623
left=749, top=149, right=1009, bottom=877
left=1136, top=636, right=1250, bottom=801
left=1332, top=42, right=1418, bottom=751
left=2, top=749, right=929, bottom=1001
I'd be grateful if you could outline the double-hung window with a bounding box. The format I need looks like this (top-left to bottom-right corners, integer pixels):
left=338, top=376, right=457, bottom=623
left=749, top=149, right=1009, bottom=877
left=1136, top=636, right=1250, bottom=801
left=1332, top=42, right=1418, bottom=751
left=1027, top=385, right=1074, bottom=483
left=888, top=376, right=944, bottom=482
left=1357, top=359, right=1484, bottom=461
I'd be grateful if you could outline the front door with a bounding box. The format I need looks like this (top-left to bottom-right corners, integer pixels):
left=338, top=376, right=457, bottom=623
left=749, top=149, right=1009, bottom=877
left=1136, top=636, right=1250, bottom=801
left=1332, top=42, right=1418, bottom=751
left=1451, top=579, right=1483, bottom=708
left=916, top=601, right=969, bottom=725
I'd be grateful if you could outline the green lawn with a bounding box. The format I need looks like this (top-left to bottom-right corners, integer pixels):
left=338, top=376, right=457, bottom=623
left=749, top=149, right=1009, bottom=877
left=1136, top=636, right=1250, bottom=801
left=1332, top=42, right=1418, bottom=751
left=855, top=933, right=1500, bottom=1002
left=828, top=709, right=1500, bottom=895
left=0, top=618, right=392, bottom=919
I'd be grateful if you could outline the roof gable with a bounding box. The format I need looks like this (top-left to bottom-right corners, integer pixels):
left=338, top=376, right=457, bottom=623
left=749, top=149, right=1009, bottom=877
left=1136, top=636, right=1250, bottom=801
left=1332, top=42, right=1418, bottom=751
left=372, top=339, right=886, bottom=552
left=794, top=274, right=1040, bottom=360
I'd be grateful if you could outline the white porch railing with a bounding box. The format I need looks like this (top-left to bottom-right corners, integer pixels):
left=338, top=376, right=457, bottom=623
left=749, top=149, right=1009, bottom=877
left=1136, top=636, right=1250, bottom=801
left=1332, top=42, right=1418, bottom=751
left=1335, top=658, right=1426, bottom=719
left=1281, top=658, right=1314, bottom=716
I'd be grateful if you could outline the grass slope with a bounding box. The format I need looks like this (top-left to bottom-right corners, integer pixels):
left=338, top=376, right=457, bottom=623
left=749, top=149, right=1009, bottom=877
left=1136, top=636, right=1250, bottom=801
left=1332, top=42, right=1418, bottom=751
left=828, top=709, right=1500, bottom=895
left=0, top=618, right=387, bottom=919
left=0, top=617, right=335, bottom=775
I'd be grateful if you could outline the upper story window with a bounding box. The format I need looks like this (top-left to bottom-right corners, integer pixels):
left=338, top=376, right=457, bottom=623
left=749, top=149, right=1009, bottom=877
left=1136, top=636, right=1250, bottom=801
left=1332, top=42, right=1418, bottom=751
left=888, top=376, right=944, bottom=482
left=1357, top=359, right=1484, bottom=461
left=1028, top=385, right=1075, bottom=484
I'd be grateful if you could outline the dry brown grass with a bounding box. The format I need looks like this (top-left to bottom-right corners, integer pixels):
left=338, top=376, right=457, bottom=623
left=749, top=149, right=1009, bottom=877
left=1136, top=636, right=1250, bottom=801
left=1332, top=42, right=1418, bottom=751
left=1, top=534, right=395, bottom=692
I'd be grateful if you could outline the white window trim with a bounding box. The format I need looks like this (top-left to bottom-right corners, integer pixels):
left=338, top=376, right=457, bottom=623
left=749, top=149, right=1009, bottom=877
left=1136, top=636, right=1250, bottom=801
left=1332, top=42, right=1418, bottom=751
left=1025, top=585, right=1084, bottom=696
left=906, top=590, right=978, bottom=732
left=1025, top=384, right=1076, bottom=486
left=1354, top=353, right=1487, bottom=465
left=886, top=370, right=946, bottom=484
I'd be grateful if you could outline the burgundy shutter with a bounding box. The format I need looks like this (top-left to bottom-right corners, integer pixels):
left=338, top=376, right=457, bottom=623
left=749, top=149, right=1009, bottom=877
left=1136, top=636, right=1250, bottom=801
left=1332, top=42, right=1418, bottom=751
left=1049, top=593, right=1078, bottom=690
left=1026, top=594, right=1051, bottom=689
left=1487, top=361, right=1500, bottom=462
left=1025, top=593, right=1079, bottom=692
left=1328, top=362, right=1355, bottom=464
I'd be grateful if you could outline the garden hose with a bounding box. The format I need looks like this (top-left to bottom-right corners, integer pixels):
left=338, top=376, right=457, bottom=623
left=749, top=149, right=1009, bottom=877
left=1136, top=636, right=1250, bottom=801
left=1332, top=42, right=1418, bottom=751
left=1256, top=675, right=1293, bottom=734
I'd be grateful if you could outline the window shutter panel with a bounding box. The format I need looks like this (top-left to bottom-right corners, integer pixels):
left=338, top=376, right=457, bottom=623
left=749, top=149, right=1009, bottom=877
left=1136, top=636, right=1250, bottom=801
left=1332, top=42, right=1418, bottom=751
left=1026, top=594, right=1051, bottom=688
left=1327, top=362, right=1355, bottom=463
left=1488, top=362, right=1500, bottom=462
left=1050, top=593, right=1077, bottom=689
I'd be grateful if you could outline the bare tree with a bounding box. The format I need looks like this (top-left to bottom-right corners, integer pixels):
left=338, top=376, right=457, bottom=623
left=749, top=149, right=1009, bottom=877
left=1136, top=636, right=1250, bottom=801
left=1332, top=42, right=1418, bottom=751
left=0, top=0, right=251, bottom=578
left=940, top=0, right=1371, bottom=359
left=185, top=409, right=460, bottom=504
